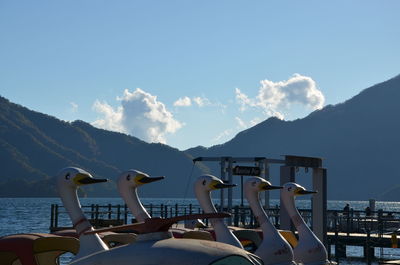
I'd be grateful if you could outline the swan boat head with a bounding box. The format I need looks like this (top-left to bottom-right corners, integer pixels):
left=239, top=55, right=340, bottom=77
left=194, top=174, right=237, bottom=214
left=117, top=169, right=164, bottom=222
left=281, top=182, right=317, bottom=198
left=56, top=167, right=107, bottom=190
left=117, top=170, right=165, bottom=189
left=194, top=174, right=236, bottom=194
left=244, top=177, right=282, bottom=194
left=281, top=182, right=330, bottom=265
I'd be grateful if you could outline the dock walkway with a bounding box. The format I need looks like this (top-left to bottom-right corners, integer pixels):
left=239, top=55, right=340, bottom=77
left=49, top=203, right=400, bottom=262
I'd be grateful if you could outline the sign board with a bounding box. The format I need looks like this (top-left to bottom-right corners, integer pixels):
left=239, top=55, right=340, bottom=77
left=232, top=166, right=261, bottom=176
left=285, top=155, right=322, bottom=168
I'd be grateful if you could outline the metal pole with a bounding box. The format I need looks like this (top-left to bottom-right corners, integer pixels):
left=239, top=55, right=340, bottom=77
left=124, top=204, right=128, bottom=224
left=220, top=158, right=226, bottom=212
left=240, top=175, right=244, bottom=206
left=280, top=166, right=296, bottom=231
left=312, top=168, right=327, bottom=246
left=55, top=204, right=59, bottom=228
left=117, top=205, right=121, bottom=221
left=50, top=204, right=54, bottom=230
left=227, top=157, right=234, bottom=225
left=227, top=157, right=233, bottom=211
left=261, top=159, right=270, bottom=208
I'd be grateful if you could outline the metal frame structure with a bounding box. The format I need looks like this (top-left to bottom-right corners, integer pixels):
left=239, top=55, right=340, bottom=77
left=193, top=155, right=328, bottom=246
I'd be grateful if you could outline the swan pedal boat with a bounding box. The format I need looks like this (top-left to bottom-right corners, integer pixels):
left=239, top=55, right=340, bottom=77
left=58, top=167, right=264, bottom=265
left=53, top=229, right=137, bottom=248
left=0, top=233, right=79, bottom=265
left=281, top=182, right=335, bottom=265
left=73, top=213, right=264, bottom=265
left=194, top=175, right=244, bottom=249
left=244, top=177, right=296, bottom=265
left=117, top=170, right=220, bottom=242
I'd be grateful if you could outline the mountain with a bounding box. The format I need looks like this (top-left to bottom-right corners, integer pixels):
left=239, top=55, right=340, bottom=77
left=2, top=74, right=399, bottom=200
left=0, top=96, right=208, bottom=197
left=186, top=75, right=400, bottom=201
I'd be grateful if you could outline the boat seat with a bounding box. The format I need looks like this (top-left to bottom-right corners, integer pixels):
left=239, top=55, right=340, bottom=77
left=0, top=233, right=79, bottom=265
left=278, top=229, right=298, bottom=248
left=52, top=229, right=78, bottom=238
left=233, top=229, right=262, bottom=251
left=53, top=229, right=137, bottom=248
left=184, top=219, right=207, bottom=229
left=85, top=213, right=230, bottom=235
left=229, top=228, right=297, bottom=250
left=100, top=231, right=137, bottom=247
left=238, top=228, right=298, bottom=248
left=182, top=230, right=214, bottom=241
left=170, top=227, right=190, bottom=238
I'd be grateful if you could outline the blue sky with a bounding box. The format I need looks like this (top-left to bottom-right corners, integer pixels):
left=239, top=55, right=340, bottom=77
left=1, top=0, right=399, bottom=150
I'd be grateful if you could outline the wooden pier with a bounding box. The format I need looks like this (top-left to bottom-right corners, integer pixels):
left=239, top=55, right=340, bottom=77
left=50, top=203, right=400, bottom=262
left=328, top=231, right=398, bottom=259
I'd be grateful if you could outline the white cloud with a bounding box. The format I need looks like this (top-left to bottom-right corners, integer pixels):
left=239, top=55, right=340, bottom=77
left=173, top=96, right=192, bottom=107
left=92, top=100, right=125, bottom=133
left=235, top=88, right=255, bottom=112
left=212, top=129, right=233, bottom=142
left=249, top=117, right=262, bottom=126
left=235, top=74, right=325, bottom=120
left=174, top=96, right=213, bottom=108
left=235, top=117, right=247, bottom=129
left=193, top=96, right=211, bottom=107
left=92, top=88, right=183, bottom=144
left=70, top=102, right=78, bottom=113
left=235, top=116, right=263, bottom=130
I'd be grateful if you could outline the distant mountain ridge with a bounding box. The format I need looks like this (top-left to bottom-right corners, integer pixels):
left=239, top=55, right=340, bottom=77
left=0, top=96, right=207, bottom=197
left=1, top=74, right=400, bottom=200
left=186, top=74, right=400, bottom=201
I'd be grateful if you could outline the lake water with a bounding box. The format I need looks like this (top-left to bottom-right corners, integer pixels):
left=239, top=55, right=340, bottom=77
left=1, top=197, right=400, bottom=264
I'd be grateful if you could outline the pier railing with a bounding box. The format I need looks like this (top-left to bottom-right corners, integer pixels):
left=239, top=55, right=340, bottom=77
left=49, top=203, right=400, bottom=235
left=327, top=209, right=400, bottom=234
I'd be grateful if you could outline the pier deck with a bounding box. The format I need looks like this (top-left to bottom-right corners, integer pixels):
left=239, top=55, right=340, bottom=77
left=49, top=203, right=400, bottom=262
left=328, top=232, right=398, bottom=248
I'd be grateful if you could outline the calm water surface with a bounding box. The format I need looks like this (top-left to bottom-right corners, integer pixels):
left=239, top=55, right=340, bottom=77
left=1, top=198, right=399, bottom=264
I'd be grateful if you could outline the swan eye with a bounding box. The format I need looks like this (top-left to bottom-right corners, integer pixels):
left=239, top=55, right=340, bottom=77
left=65, top=173, right=70, bottom=180
left=288, top=187, right=292, bottom=191
left=252, top=181, right=257, bottom=186
left=126, top=174, right=131, bottom=181
left=202, top=180, right=207, bottom=185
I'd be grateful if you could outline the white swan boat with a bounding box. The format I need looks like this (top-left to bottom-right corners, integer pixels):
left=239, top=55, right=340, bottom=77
left=244, top=177, right=296, bottom=265
left=194, top=175, right=243, bottom=249
left=57, top=167, right=263, bottom=265
left=281, top=182, right=332, bottom=265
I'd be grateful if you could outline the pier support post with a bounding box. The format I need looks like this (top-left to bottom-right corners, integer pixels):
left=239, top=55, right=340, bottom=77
left=312, top=167, right=327, bottom=246
left=335, top=243, right=347, bottom=258
left=227, top=158, right=233, bottom=225
left=261, top=160, right=270, bottom=209
left=280, top=166, right=296, bottom=231
left=220, top=158, right=226, bottom=212
left=364, top=245, right=374, bottom=263
left=364, top=231, right=374, bottom=263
